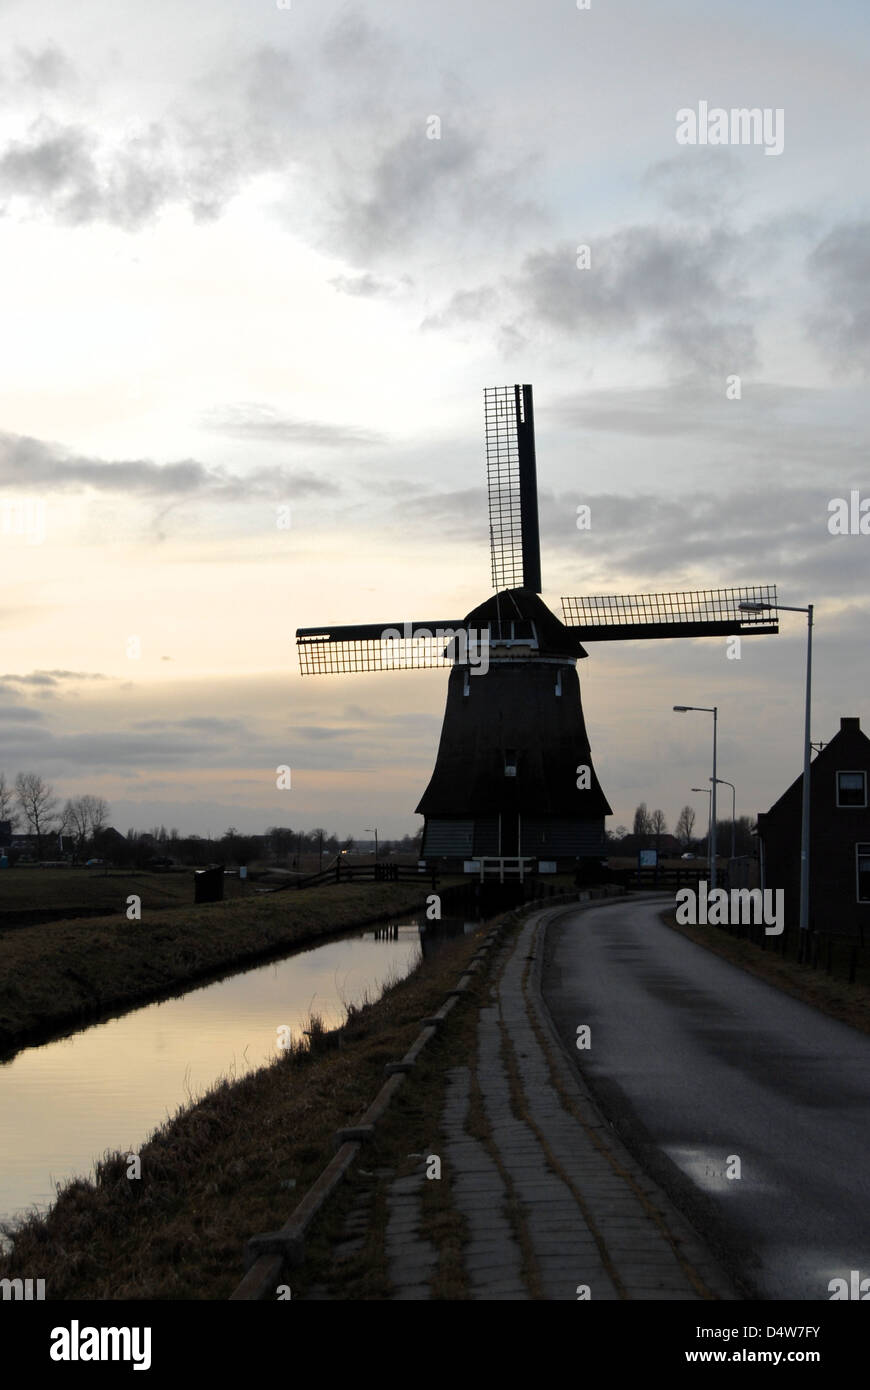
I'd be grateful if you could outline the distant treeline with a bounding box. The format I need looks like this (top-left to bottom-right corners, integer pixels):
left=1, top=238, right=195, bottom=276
left=0, top=769, right=424, bottom=867
left=113, top=825, right=424, bottom=869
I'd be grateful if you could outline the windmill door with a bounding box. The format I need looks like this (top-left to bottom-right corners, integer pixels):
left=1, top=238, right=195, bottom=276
left=501, top=812, right=519, bottom=856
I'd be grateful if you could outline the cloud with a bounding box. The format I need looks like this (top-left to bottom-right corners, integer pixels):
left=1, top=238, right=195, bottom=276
left=201, top=403, right=387, bottom=447
left=132, top=716, right=248, bottom=735
left=806, top=221, right=870, bottom=372
left=329, top=272, right=410, bottom=298
left=514, top=226, right=759, bottom=373
left=14, top=44, right=76, bottom=91
left=0, top=431, right=334, bottom=498
left=0, top=670, right=109, bottom=687
left=0, top=20, right=541, bottom=264
left=0, top=704, right=43, bottom=722
left=545, top=484, right=870, bottom=602
left=643, top=149, right=745, bottom=220
left=421, top=286, right=500, bottom=332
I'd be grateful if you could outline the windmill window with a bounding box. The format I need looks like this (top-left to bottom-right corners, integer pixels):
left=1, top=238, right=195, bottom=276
left=857, top=845, right=870, bottom=902
left=504, top=749, right=518, bottom=777
left=837, top=772, right=867, bottom=807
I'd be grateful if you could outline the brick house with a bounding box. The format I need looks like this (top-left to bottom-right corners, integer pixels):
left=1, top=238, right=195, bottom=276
left=757, top=716, right=870, bottom=938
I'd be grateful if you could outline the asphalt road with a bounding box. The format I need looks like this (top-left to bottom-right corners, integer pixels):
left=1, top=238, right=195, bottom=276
left=541, top=897, right=870, bottom=1301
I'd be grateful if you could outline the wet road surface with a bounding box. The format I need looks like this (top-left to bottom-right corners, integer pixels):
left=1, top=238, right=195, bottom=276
left=541, top=897, right=870, bottom=1300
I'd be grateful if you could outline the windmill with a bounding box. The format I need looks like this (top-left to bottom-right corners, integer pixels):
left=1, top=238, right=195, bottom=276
left=296, top=385, right=778, bottom=873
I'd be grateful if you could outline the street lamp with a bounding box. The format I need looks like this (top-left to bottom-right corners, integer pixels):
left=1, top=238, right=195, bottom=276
left=675, top=706, right=718, bottom=890
left=740, top=600, right=813, bottom=945
left=711, top=778, right=736, bottom=860
left=691, top=787, right=712, bottom=877
left=365, top=827, right=379, bottom=862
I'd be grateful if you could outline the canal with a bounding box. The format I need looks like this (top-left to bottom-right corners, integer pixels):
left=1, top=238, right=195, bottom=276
left=0, top=916, right=471, bottom=1241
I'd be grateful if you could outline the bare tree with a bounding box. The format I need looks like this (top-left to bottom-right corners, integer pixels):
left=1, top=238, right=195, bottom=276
left=675, top=804, right=696, bottom=849
left=632, top=802, right=652, bottom=843
left=0, top=771, right=16, bottom=831
left=15, top=772, right=59, bottom=857
left=85, top=796, right=109, bottom=839
left=62, top=795, right=110, bottom=861
left=650, top=809, right=667, bottom=848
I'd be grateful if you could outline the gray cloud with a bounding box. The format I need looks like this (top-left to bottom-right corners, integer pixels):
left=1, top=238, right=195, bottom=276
left=421, top=286, right=499, bottom=332
left=0, top=19, right=540, bottom=261
left=201, top=403, right=386, bottom=447
left=806, top=222, right=870, bottom=371
left=515, top=227, right=758, bottom=373
left=0, top=704, right=43, bottom=722
left=0, top=431, right=333, bottom=498
left=330, top=272, right=410, bottom=298
left=643, top=149, right=745, bottom=220
left=15, top=45, right=76, bottom=91
left=131, top=716, right=248, bottom=735
left=544, top=485, right=870, bottom=602
left=0, top=669, right=109, bottom=687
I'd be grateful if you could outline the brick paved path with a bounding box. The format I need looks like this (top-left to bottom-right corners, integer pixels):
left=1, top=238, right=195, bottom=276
left=385, top=908, right=736, bottom=1301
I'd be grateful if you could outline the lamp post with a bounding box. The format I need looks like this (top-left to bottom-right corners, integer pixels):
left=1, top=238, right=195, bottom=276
left=691, top=786, right=712, bottom=878
left=712, top=778, right=736, bottom=860
left=740, top=600, right=813, bottom=947
left=676, top=706, right=718, bottom=891
left=365, top=827, right=379, bottom=862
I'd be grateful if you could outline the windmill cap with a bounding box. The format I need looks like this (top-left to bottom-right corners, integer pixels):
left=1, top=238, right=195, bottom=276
left=464, top=589, right=586, bottom=658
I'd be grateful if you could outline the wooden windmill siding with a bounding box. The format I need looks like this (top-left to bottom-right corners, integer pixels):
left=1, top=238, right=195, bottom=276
left=416, top=590, right=611, bottom=859
left=296, top=385, right=779, bottom=873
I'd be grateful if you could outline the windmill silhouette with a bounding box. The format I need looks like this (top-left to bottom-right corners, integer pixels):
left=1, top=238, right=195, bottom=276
left=297, top=385, right=778, bottom=872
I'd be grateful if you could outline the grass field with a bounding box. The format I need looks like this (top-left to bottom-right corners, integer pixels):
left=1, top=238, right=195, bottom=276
left=0, top=882, right=439, bottom=1054
left=0, top=867, right=251, bottom=916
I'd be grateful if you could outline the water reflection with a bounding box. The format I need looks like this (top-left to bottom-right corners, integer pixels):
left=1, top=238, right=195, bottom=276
left=0, top=920, right=428, bottom=1236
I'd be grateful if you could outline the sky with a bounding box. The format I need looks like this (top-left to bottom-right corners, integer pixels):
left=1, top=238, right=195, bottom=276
left=0, top=0, right=868, bottom=841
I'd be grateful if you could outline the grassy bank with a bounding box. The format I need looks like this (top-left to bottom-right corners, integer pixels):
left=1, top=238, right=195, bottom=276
left=0, top=920, right=492, bottom=1299
left=0, top=883, right=439, bottom=1054
left=661, top=910, right=870, bottom=1035
left=0, top=867, right=253, bottom=917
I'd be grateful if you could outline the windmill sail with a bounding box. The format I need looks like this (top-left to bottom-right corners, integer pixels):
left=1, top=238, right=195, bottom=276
left=562, top=586, right=779, bottom=641
left=297, top=620, right=468, bottom=674
left=485, top=384, right=541, bottom=593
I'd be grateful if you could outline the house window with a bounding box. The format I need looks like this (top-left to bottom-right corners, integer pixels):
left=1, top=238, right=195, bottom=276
left=504, top=749, right=518, bottom=778
left=857, top=845, right=870, bottom=902
left=837, top=772, right=867, bottom=807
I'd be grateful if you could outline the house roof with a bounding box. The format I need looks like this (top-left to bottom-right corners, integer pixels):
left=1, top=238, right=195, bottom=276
left=758, top=716, right=870, bottom=828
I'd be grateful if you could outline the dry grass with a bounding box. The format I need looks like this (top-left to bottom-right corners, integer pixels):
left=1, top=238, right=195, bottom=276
left=0, top=867, right=248, bottom=915
left=0, top=883, right=438, bottom=1054
left=0, top=922, right=490, bottom=1301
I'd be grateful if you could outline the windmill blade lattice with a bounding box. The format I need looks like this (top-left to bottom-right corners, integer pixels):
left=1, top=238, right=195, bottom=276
left=562, top=585, right=779, bottom=641
left=485, top=385, right=541, bottom=593
left=297, top=620, right=468, bottom=674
